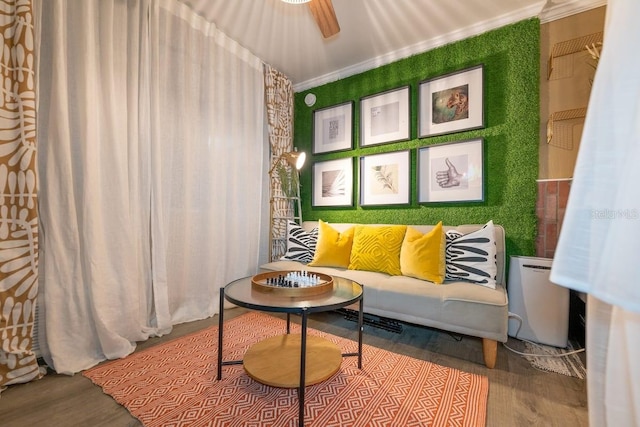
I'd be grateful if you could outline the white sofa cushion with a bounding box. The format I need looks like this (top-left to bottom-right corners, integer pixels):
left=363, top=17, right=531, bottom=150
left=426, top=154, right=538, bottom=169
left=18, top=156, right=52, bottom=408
left=261, top=220, right=509, bottom=342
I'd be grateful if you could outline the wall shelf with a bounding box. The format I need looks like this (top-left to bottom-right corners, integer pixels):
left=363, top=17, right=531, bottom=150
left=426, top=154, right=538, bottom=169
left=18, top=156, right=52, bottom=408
left=546, top=107, right=587, bottom=149
left=547, top=31, right=603, bottom=80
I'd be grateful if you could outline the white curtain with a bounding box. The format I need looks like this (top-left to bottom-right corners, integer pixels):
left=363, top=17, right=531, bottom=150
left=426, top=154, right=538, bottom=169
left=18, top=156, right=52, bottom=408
left=36, top=0, right=266, bottom=374
left=148, top=0, right=265, bottom=323
left=549, top=0, right=640, bottom=425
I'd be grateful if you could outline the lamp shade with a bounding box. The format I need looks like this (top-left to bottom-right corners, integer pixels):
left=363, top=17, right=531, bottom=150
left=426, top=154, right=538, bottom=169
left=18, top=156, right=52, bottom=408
left=268, top=150, right=307, bottom=175
left=282, top=151, right=306, bottom=170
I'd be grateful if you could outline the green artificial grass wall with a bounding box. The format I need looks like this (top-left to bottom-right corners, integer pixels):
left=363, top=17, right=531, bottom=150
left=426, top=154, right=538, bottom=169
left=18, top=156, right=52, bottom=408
left=293, top=18, right=540, bottom=260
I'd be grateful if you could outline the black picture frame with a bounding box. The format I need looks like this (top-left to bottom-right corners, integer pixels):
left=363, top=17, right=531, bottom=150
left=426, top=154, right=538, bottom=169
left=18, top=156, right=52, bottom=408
left=312, top=101, right=354, bottom=154
left=359, top=150, right=411, bottom=206
left=417, top=138, right=485, bottom=203
left=418, top=65, right=484, bottom=138
left=360, top=86, right=410, bottom=147
left=312, top=157, right=354, bottom=207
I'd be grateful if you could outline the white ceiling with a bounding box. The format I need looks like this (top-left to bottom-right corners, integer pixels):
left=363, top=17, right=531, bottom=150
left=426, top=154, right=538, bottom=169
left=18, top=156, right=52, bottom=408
left=178, top=0, right=606, bottom=91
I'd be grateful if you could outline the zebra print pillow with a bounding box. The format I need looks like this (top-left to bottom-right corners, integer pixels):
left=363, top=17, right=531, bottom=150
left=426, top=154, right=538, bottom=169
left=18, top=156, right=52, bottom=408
left=445, top=220, right=497, bottom=289
left=280, top=221, right=318, bottom=264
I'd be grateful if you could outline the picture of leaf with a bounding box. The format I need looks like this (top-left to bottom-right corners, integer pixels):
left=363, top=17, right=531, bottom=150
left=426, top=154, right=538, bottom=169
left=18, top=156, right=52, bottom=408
left=371, top=164, right=398, bottom=194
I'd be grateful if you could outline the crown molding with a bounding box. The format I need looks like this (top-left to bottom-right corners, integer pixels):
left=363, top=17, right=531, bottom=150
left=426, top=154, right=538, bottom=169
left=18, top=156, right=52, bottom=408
left=294, top=0, right=607, bottom=92
left=539, top=0, right=606, bottom=24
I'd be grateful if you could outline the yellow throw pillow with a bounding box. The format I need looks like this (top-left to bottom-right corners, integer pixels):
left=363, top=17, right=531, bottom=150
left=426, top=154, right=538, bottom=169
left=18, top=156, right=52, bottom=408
left=308, top=220, right=355, bottom=268
left=348, top=225, right=407, bottom=276
left=400, top=222, right=446, bottom=283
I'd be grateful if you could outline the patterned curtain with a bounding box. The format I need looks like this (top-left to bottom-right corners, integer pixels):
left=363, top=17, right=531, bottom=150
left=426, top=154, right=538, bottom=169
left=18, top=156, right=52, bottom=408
left=0, top=0, right=41, bottom=390
left=263, top=64, right=294, bottom=261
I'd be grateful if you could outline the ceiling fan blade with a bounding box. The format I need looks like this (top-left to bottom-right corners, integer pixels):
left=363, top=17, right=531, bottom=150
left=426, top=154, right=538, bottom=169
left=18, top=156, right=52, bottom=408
left=308, top=0, right=340, bottom=39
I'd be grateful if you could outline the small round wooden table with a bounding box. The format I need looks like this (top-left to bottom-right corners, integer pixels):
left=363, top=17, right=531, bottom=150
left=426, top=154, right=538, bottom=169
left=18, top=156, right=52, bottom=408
left=217, top=273, right=364, bottom=427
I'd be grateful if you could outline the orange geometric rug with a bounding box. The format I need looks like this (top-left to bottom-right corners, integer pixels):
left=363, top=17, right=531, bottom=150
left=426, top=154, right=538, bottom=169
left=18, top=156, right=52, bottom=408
left=83, top=311, right=488, bottom=426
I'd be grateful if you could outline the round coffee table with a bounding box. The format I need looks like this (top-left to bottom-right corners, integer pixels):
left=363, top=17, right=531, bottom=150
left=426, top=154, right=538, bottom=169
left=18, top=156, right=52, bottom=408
left=217, top=273, right=363, bottom=427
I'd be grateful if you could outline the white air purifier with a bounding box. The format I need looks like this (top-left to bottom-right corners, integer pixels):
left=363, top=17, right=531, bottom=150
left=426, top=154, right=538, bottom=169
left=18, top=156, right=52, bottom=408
left=507, top=256, right=569, bottom=348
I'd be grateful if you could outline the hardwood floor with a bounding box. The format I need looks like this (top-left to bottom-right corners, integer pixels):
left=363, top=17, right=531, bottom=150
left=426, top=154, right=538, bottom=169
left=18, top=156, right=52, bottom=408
left=0, top=307, right=588, bottom=426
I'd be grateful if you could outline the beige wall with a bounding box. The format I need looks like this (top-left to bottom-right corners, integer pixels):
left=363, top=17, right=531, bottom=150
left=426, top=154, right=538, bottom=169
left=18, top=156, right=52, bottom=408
left=539, top=6, right=606, bottom=179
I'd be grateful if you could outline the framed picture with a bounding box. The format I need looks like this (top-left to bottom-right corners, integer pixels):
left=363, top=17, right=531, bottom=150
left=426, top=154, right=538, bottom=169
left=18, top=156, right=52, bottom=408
left=360, top=86, right=410, bottom=147
left=312, top=157, right=354, bottom=207
left=418, top=65, right=484, bottom=138
left=417, top=138, right=484, bottom=203
left=359, top=150, right=410, bottom=206
left=312, top=101, right=354, bottom=154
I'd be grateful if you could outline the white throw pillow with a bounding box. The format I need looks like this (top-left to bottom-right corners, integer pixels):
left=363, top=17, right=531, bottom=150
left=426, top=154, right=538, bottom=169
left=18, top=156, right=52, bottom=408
left=445, top=220, right=497, bottom=289
left=280, top=221, right=318, bottom=264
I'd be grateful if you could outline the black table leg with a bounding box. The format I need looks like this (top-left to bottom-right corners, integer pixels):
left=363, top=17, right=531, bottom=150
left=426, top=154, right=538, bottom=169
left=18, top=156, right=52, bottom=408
left=217, top=287, right=225, bottom=380
left=358, top=296, right=363, bottom=369
left=299, top=308, right=308, bottom=427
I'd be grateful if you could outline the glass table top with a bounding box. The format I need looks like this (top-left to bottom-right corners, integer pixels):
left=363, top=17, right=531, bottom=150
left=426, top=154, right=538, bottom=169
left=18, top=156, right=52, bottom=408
left=223, top=274, right=362, bottom=313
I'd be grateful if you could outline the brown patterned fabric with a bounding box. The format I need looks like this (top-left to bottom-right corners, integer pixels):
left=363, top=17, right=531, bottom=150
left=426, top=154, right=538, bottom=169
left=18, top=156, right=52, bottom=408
left=0, top=0, right=41, bottom=390
left=263, top=64, right=294, bottom=261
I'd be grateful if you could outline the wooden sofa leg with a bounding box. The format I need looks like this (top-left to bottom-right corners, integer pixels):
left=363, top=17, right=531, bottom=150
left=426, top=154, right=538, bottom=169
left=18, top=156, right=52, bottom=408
left=482, top=338, right=498, bottom=369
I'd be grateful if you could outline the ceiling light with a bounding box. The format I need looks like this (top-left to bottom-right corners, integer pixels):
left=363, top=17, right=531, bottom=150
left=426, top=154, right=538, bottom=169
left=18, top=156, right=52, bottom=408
left=281, top=0, right=311, bottom=4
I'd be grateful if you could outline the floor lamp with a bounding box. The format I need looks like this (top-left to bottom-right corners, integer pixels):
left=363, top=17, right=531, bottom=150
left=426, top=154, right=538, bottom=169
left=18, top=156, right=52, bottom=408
left=268, top=149, right=306, bottom=261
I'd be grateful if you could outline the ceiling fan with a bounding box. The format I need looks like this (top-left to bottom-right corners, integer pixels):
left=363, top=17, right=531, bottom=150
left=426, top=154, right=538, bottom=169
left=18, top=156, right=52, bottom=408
left=282, top=0, right=340, bottom=39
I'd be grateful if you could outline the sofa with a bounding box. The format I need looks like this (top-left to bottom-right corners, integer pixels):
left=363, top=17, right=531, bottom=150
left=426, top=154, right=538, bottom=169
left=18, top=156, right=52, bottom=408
left=259, top=219, right=508, bottom=368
